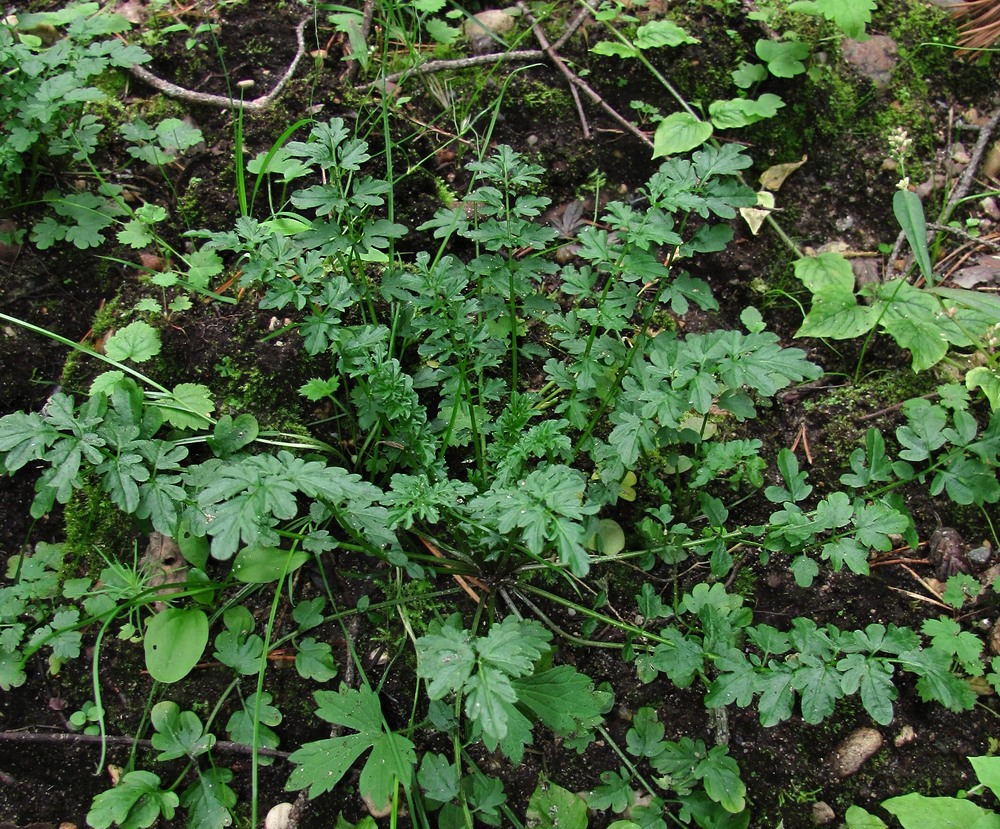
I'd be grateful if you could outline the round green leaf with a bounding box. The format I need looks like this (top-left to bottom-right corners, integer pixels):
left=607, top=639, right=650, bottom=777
left=653, top=112, right=713, bottom=158
left=144, top=607, right=208, bottom=683
left=232, top=546, right=310, bottom=584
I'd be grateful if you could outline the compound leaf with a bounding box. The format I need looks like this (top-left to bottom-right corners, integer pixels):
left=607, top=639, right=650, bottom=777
left=287, top=685, right=415, bottom=802
left=87, top=770, right=178, bottom=829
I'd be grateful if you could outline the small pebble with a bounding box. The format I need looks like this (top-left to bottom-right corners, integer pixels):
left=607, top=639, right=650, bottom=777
left=463, top=9, right=516, bottom=39
left=812, top=801, right=836, bottom=824
left=265, top=803, right=295, bottom=829
left=829, top=727, right=883, bottom=778
left=894, top=725, right=917, bottom=747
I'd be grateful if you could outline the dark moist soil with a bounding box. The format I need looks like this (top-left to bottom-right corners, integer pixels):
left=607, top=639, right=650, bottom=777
left=2, top=1, right=1000, bottom=828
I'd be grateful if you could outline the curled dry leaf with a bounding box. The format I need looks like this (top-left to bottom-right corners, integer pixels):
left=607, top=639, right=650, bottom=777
left=759, top=154, right=807, bottom=191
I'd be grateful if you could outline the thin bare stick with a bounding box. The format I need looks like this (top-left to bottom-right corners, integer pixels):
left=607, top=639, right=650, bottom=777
left=128, top=17, right=309, bottom=111
left=378, top=49, right=545, bottom=87
left=518, top=1, right=590, bottom=139
left=0, top=729, right=290, bottom=759
left=552, top=6, right=592, bottom=51
left=886, top=584, right=952, bottom=611
left=559, top=67, right=653, bottom=147
left=936, top=101, right=1000, bottom=231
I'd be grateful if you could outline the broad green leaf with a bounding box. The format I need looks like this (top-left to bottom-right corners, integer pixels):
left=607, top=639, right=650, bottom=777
left=894, top=189, right=934, bottom=282
left=87, top=771, right=178, bottom=829
left=901, top=648, right=976, bottom=712
left=360, top=734, right=417, bottom=812
left=591, top=769, right=634, bottom=813
left=792, top=657, right=842, bottom=723
left=852, top=501, right=909, bottom=550
left=287, top=685, right=415, bottom=804
left=844, top=805, right=888, bottom=829
left=788, top=0, right=876, bottom=40
left=705, top=650, right=757, bottom=708
left=967, top=366, right=1000, bottom=411
left=286, top=733, right=370, bottom=799
left=417, top=753, right=460, bottom=803
left=232, top=545, right=309, bottom=584
left=144, top=607, right=208, bottom=683
left=415, top=618, right=475, bottom=699
left=731, top=60, right=767, bottom=88
left=795, top=253, right=880, bottom=339
left=653, top=112, right=713, bottom=158
left=755, top=39, right=809, bottom=77
left=790, top=554, right=819, bottom=587
left=647, top=628, right=705, bottom=688
left=970, top=756, right=1000, bottom=801
left=184, top=247, right=224, bottom=289
left=153, top=383, right=214, bottom=430
left=591, top=41, right=640, bottom=58
left=756, top=665, right=795, bottom=726
left=207, top=414, right=259, bottom=457
left=922, top=616, right=984, bottom=676
left=465, top=665, right=517, bottom=742
left=513, top=665, right=607, bottom=738
left=181, top=767, right=236, bottom=828
left=765, top=447, right=812, bottom=503
left=837, top=653, right=897, bottom=725
left=626, top=707, right=666, bottom=757
left=213, top=607, right=264, bottom=675
left=698, top=745, right=746, bottom=813
left=882, top=316, right=949, bottom=371
left=526, top=776, right=589, bottom=829
left=150, top=700, right=215, bottom=760
left=709, top=94, right=784, bottom=129
left=635, top=19, right=699, bottom=48
left=117, top=219, right=155, bottom=248
left=882, top=793, right=1000, bottom=829
left=104, top=321, right=161, bottom=363
left=295, top=637, right=338, bottom=682
left=424, top=18, right=460, bottom=45
left=226, top=692, right=281, bottom=764
left=0, top=652, right=26, bottom=690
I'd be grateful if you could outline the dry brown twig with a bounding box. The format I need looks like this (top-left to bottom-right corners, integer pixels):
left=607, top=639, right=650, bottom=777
left=887, top=99, right=1000, bottom=278
left=127, top=16, right=310, bottom=111
left=517, top=1, right=591, bottom=139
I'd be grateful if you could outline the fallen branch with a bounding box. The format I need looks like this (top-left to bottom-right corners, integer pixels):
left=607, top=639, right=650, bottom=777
left=127, top=16, right=309, bottom=111
left=0, top=728, right=290, bottom=760
left=377, top=49, right=546, bottom=87
left=518, top=1, right=591, bottom=139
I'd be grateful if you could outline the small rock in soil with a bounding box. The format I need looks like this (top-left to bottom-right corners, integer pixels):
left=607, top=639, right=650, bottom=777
left=968, top=542, right=993, bottom=565
left=812, top=801, right=836, bottom=824
left=265, top=803, right=295, bottom=829
left=463, top=9, right=517, bottom=39
left=894, top=725, right=917, bottom=747
left=841, top=36, right=898, bottom=90
left=829, top=727, right=884, bottom=778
